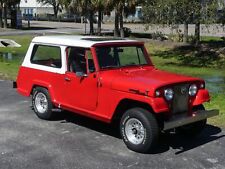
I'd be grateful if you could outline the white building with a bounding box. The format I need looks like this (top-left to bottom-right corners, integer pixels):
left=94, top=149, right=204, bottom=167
left=19, top=0, right=55, bottom=17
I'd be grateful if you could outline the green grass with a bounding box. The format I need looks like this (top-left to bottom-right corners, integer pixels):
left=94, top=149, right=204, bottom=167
left=0, top=35, right=224, bottom=127
left=151, top=56, right=224, bottom=77
left=200, top=36, right=223, bottom=42
left=0, top=35, right=33, bottom=55
left=0, top=35, right=33, bottom=79
left=148, top=39, right=225, bottom=77
left=205, top=94, right=225, bottom=127
left=0, top=61, right=21, bottom=79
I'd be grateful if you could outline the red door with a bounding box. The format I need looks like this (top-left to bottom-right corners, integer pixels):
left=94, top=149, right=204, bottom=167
left=63, top=71, right=98, bottom=111
left=62, top=48, right=98, bottom=111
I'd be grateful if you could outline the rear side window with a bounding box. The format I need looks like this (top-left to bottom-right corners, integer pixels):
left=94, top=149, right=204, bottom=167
left=31, top=45, right=62, bottom=68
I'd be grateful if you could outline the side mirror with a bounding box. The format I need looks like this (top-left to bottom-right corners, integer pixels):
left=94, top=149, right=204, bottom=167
left=76, top=71, right=88, bottom=77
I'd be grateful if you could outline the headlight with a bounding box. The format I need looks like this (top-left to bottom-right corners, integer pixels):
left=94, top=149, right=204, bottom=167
left=164, top=88, right=174, bottom=101
left=189, top=84, right=198, bottom=96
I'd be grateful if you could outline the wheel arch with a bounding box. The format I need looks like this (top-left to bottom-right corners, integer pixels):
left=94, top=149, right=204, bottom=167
left=30, top=82, right=55, bottom=102
left=111, top=99, right=163, bottom=123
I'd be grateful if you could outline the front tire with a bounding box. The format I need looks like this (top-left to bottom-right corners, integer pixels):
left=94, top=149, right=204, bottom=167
left=120, top=108, right=159, bottom=153
left=32, top=87, right=54, bottom=120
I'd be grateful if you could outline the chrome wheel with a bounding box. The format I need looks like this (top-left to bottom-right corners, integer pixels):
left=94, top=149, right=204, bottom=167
left=125, top=118, right=145, bottom=145
left=34, top=92, right=48, bottom=114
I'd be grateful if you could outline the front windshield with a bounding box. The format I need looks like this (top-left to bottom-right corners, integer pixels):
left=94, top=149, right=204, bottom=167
left=95, top=46, right=149, bottom=69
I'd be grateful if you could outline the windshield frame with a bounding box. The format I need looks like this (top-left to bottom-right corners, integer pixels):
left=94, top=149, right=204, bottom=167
left=92, top=42, right=153, bottom=71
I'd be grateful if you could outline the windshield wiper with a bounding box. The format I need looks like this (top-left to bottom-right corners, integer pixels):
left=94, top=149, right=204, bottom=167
left=120, top=63, right=148, bottom=68
left=101, top=65, right=119, bottom=69
left=124, top=63, right=136, bottom=66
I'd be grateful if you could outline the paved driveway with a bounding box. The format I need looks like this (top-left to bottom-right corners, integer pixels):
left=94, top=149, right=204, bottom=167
left=0, top=80, right=225, bottom=169
left=1, top=21, right=225, bottom=37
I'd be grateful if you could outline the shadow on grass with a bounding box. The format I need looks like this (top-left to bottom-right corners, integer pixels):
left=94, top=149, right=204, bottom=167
left=154, top=40, right=225, bottom=68
left=52, top=110, right=224, bottom=154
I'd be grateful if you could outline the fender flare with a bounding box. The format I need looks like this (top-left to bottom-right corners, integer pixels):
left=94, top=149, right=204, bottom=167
left=30, top=80, right=56, bottom=102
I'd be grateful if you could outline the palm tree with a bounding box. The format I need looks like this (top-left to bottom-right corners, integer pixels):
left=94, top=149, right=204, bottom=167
left=68, top=0, right=141, bottom=36
left=69, top=0, right=111, bottom=35
left=113, top=0, right=141, bottom=37
left=69, top=0, right=92, bottom=34
left=92, top=0, right=106, bottom=35
left=93, top=0, right=113, bottom=35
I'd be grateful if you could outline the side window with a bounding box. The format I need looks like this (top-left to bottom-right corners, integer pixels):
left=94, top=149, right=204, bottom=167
left=67, top=47, right=87, bottom=74
left=31, top=45, right=62, bottom=68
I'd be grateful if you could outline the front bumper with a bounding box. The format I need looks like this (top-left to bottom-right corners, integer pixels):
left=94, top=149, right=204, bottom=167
left=163, top=109, right=219, bottom=131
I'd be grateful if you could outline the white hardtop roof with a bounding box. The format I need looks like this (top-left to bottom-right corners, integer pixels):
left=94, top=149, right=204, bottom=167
left=32, top=36, right=141, bottom=48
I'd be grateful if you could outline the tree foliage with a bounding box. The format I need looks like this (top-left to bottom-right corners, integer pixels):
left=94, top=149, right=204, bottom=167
left=0, top=0, right=20, bottom=28
left=143, top=0, right=218, bottom=43
left=113, top=0, right=144, bottom=37
left=68, top=0, right=143, bottom=36
left=143, top=0, right=217, bottom=25
left=68, top=0, right=112, bottom=35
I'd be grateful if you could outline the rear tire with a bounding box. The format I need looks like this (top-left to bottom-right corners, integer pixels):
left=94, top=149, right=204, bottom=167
left=120, top=108, right=159, bottom=153
left=32, top=87, right=54, bottom=120
left=177, top=105, right=207, bottom=136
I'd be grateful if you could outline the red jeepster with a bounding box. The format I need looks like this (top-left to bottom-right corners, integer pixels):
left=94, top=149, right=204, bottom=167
left=14, top=36, right=219, bottom=153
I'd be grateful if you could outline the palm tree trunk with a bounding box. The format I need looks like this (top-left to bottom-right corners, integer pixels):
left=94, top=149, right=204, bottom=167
left=10, top=5, right=17, bottom=29
left=114, top=8, right=119, bottom=37
left=119, top=6, right=124, bottom=38
left=53, top=2, right=59, bottom=18
left=97, top=9, right=102, bottom=35
left=194, top=21, right=200, bottom=45
left=0, top=3, right=3, bottom=28
left=89, top=10, right=94, bottom=35
left=53, top=7, right=58, bottom=18
left=3, top=2, right=7, bottom=28
left=183, top=21, right=188, bottom=43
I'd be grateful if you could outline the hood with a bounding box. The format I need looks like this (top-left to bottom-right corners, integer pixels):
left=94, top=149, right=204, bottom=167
left=110, top=67, right=203, bottom=97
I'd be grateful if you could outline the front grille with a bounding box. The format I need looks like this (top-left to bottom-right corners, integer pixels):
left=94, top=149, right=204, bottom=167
left=172, top=84, right=189, bottom=114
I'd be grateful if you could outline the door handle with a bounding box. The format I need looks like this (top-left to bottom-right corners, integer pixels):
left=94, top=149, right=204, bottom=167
left=64, top=77, right=71, bottom=82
